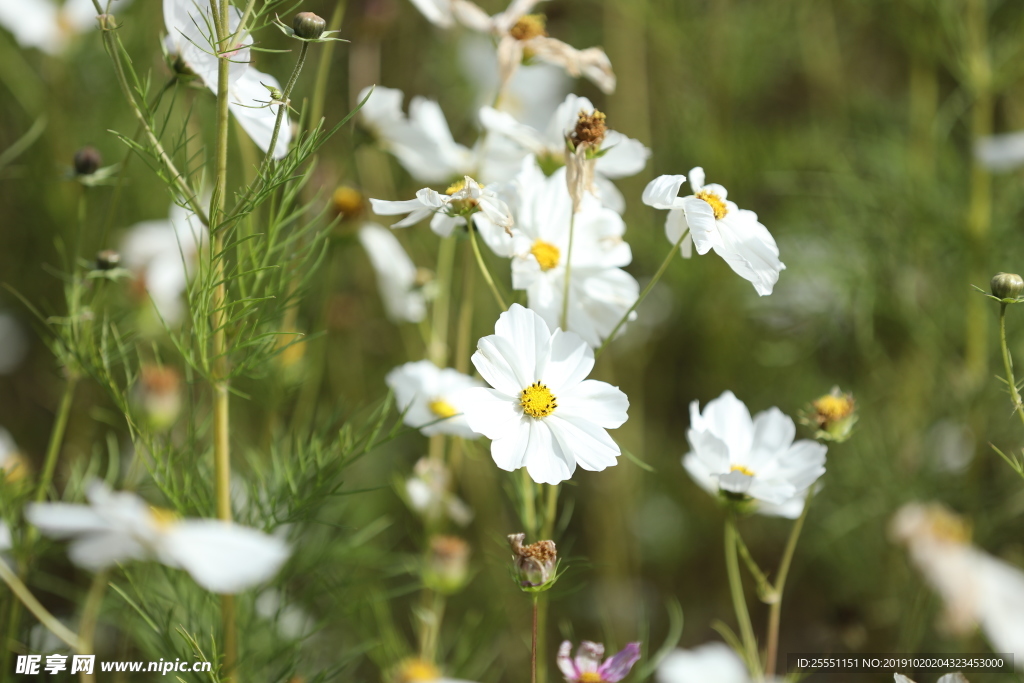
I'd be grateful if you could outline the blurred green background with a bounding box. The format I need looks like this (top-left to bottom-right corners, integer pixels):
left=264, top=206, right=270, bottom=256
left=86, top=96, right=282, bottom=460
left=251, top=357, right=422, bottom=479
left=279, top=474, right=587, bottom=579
left=4, top=0, right=1024, bottom=681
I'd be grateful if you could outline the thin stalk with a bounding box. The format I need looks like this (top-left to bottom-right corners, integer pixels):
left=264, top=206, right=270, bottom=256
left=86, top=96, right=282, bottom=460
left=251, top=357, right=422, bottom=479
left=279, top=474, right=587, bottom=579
left=540, top=484, right=559, bottom=540
left=430, top=235, right=458, bottom=366
left=417, top=589, right=446, bottom=663
left=78, top=570, right=109, bottom=682
left=531, top=595, right=539, bottom=683
left=35, top=378, right=78, bottom=504
left=560, top=212, right=576, bottom=330
left=0, top=558, right=81, bottom=650
left=999, top=304, right=1024, bottom=426
left=469, top=226, right=508, bottom=310
left=520, top=469, right=537, bottom=539
left=765, top=490, right=814, bottom=676
left=724, top=516, right=759, bottom=672
left=454, top=241, right=477, bottom=374
left=594, top=230, right=687, bottom=360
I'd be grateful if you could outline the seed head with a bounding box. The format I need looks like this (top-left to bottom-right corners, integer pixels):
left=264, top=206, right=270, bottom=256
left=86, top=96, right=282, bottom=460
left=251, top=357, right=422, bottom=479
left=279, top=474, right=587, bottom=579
left=293, top=11, right=327, bottom=40
left=74, top=147, right=102, bottom=176
left=571, top=110, right=607, bottom=149
left=991, top=272, right=1024, bottom=300
left=509, top=532, right=558, bottom=589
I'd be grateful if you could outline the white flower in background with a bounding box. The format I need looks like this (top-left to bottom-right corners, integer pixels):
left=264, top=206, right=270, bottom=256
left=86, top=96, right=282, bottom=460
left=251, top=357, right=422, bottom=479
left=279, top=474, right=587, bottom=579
left=408, top=0, right=615, bottom=94
left=683, top=390, right=826, bottom=518
left=509, top=157, right=638, bottom=348
left=891, top=502, right=1024, bottom=662
left=121, top=202, right=207, bottom=324
left=975, top=132, right=1024, bottom=172
left=657, top=642, right=764, bottom=683
left=0, top=0, right=130, bottom=54
left=26, top=480, right=290, bottom=593
left=642, top=168, right=785, bottom=296
left=386, top=360, right=483, bottom=438
left=404, top=457, right=473, bottom=527
left=358, top=223, right=428, bottom=324
left=457, top=304, right=629, bottom=485
left=0, top=428, right=27, bottom=483
left=358, top=86, right=476, bottom=183
left=370, top=176, right=514, bottom=237
left=481, top=94, right=650, bottom=213
left=255, top=589, right=316, bottom=640
left=163, top=0, right=289, bottom=158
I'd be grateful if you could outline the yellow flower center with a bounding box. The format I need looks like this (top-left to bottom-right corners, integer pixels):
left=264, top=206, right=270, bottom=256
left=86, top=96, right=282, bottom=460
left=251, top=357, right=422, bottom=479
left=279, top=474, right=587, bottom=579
left=530, top=240, right=561, bottom=271
left=446, top=179, right=473, bottom=195
left=509, top=14, right=547, bottom=41
left=730, top=464, right=755, bottom=477
left=428, top=399, right=459, bottom=419
left=520, top=382, right=557, bottom=418
left=696, top=189, right=728, bottom=219
left=332, top=185, right=363, bottom=218
left=813, top=393, right=854, bottom=422
left=2, top=453, right=28, bottom=483
left=148, top=506, right=180, bottom=530
left=579, top=674, right=604, bottom=683
left=395, top=659, right=441, bottom=682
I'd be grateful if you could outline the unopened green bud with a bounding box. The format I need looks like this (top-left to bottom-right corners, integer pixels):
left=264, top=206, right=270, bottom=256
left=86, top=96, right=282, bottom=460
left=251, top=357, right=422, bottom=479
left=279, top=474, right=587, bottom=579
left=991, top=272, right=1024, bottom=300
left=293, top=11, right=326, bottom=40
left=95, top=249, right=120, bottom=271
left=74, top=147, right=102, bottom=176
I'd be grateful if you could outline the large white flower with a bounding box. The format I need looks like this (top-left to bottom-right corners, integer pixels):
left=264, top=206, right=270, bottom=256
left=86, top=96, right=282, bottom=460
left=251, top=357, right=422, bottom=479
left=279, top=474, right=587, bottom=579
left=164, top=0, right=289, bottom=158
left=508, top=157, right=638, bottom=348
left=683, top=390, right=826, bottom=518
left=0, top=0, right=129, bottom=54
left=891, top=502, right=1024, bottom=662
left=26, top=480, right=290, bottom=593
left=407, top=0, right=614, bottom=94
left=386, top=360, right=483, bottom=439
left=457, top=304, right=629, bottom=485
left=121, top=202, right=207, bottom=325
left=370, top=176, right=514, bottom=238
left=358, top=223, right=428, bottom=324
left=642, top=168, right=785, bottom=296
left=657, top=642, right=766, bottom=683
left=481, top=94, right=650, bottom=213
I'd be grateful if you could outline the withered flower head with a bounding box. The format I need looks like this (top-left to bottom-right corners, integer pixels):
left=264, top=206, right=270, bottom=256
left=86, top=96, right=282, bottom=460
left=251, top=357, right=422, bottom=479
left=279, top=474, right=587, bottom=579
left=571, top=110, right=608, bottom=149
left=509, top=14, right=547, bottom=41
left=509, top=532, right=558, bottom=590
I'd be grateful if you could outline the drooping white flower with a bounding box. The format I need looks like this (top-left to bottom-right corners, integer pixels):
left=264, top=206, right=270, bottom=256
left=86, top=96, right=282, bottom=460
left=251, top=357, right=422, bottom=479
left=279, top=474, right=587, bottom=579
left=404, top=457, right=473, bottom=527
left=481, top=94, right=650, bottom=213
left=891, top=502, right=1024, bottom=662
left=163, top=0, right=290, bottom=158
left=508, top=157, right=638, bottom=348
left=386, top=360, right=483, bottom=439
left=0, top=0, right=129, bottom=54
left=457, top=304, right=629, bottom=485
left=408, top=0, right=615, bottom=94
left=358, top=223, right=428, bottom=324
left=657, top=642, right=762, bottom=683
left=370, top=176, right=514, bottom=237
left=642, top=168, right=785, bottom=296
left=120, top=202, right=207, bottom=325
left=683, top=390, right=826, bottom=518
left=26, top=480, right=290, bottom=594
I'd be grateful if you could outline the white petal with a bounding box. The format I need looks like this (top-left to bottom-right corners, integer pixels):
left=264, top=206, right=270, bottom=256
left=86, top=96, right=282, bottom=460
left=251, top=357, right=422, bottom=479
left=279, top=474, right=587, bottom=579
left=490, top=418, right=533, bottom=471
left=595, top=131, right=650, bottom=179
left=26, top=503, right=110, bottom=538
left=68, top=532, right=149, bottom=571
left=161, top=521, right=289, bottom=593
left=547, top=414, right=620, bottom=471
left=523, top=419, right=575, bottom=484
left=229, top=70, right=290, bottom=159
left=457, top=387, right=522, bottom=440
left=642, top=175, right=687, bottom=210
left=556, top=379, right=628, bottom=428
left=713, top=211, right=785, bottom=296
left=687, top=167, right=706, bottom=193
left=681, top=196, right=717, bottom=256
left=698, top=390, right=753, bottom=457
left=656, top=643, right=749, bottom=683
left=975, top=131, right=1024, bottom=172
left=407, top=0, right=455, bottom=26
left=541, top=327, right=594, bottom=393
left=492, top=303, right=551, bottom=381
left=665, top=208, right=689, bottom=251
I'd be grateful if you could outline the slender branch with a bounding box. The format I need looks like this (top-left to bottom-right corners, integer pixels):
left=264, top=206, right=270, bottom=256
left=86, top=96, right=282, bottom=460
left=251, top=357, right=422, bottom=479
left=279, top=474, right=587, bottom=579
left=540, top=484, right=559, bottom=540
left=594, top=230, right=687, bottom=360
left=255, top=42, right=310, bottom=181
left=0, top=559, right=81, bottom=651
left=765, top=490, right=814, bottom=676
left=35, top=377, right=78, bottom=504
left=724, top=516, right=759, bottom=672
left=560, top=211, right=576, bottom=330
left=469, top=226, right=508, bottom=310
left=430, top=235, right=457, bottom=366
left=531, top=595, right=539, bottom=683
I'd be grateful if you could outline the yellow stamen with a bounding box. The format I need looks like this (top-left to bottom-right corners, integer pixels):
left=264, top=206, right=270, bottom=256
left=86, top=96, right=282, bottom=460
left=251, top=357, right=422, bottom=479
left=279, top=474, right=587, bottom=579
left=445, top=179, right=468, bottom=195
left=509, top=14, right=547, bottom=41
left=148, top=506, right=180, bottom=530
left=696, top=189, right=728, bottom=219
left=729, top=464, right=755, bottom=477
left=520, top=382, right=557, bottom=418
left=428, top=399, right=458, bottom=419
left=579, top=674, right=604, bottom=683
left=813, top=393, right=855, bottom=422
left=395, top=658, right=441, bottom=682
left=530, top=240, right=561, bottom=271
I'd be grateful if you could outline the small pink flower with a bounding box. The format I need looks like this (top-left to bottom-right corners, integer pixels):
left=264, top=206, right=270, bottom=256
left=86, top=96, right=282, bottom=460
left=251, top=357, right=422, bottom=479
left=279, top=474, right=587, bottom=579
left=557, top=641, right=641, bottom=683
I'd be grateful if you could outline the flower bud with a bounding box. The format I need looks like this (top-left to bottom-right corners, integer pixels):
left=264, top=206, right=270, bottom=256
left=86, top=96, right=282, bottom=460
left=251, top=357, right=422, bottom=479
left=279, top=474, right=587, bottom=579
left=807, top=386, right=857, bottom=442
left=74, top=147, right=102, bottom=176
left=509, top=532, right=557, bottom=590
left=95, top=249, right=121, bottom=271
left=991, top=272, right=1024, bottom=300
left=293, top=11, right=326, bottom=40
left=424, top=535, right=470, bottom=594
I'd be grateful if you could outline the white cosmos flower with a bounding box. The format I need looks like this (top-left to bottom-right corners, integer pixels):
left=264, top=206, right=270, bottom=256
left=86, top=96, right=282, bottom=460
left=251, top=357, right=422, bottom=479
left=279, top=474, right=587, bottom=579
left=481, top=94, right=650, bottom=213
left=0, top=0, right=129, bottom=54
left=683, top=390, right=826, bottom=518
left=457, top=304, right=629, bottom=485
left=891, top=502, right=1024, bottom=662
left=508, top=157, right=638, bottom=348
left=404, top=457, right=473, bottom=527
left=358, top=223, right=428, bottom=324
left=163, top=0, right=290, bottom=158
left=657, top=642, right=776, bottom=683
left=370, top=176, right=514, bottom=238
left=386, top=360, right=483, bottom=439
left=642, top=168, right=785, bottom=296
left=26, top=480, right=290, bottom=594
left=121, top=202, right=207, bottom=325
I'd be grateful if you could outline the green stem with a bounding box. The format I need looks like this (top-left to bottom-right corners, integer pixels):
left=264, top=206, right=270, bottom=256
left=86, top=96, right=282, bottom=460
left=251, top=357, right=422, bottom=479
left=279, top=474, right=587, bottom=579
left=520, top=469, right=537, bottom=539
left=531, top=595, right=539, bottom=683
left=594, top=230, right=687, bottom=360
left=998, top=304, right=1024, bottom=427
left=417, top=589, right=446, bottom=663
left=724, top=516, right=759, bottom=672
left=430, top=236, right=457, bottom=366
left=560, top=212, right=576, bottom=330
left=540, top=484, right=559, bottom=540
left=0, top=558, right=81, bottom=650
left=77, top=570, right=109, bottom=682
left=35, top=378, right=78, bottom=504
left=469, top=226, right=508, bottom=310
left=765, top=490, right=814, bottom=677
left=255, top=43, right=310, bottom=180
